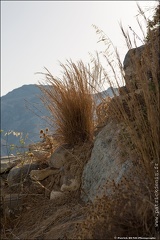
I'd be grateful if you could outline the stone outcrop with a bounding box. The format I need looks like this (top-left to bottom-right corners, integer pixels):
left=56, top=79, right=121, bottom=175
left=123, top=32, right=159, bottom=90
left=123, top=45, right=145, bottom=85
left=81, top=120, right=134, bottom=202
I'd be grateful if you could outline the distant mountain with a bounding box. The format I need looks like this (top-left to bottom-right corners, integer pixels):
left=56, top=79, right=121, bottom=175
left=1, top=84, right=52, bottom=156
left=1, top=84, right=118, bottom=156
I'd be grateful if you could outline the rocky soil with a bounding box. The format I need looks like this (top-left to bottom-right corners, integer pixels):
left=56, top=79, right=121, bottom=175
left=0, top=137, right=93, bottom=239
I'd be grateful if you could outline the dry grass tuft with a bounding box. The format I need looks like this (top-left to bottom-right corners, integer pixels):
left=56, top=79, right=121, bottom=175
left=38, top=60, right=98, bottom=146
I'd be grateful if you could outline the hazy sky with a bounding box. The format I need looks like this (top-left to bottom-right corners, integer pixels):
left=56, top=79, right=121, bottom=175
left=1, top=1, right=157, bottom=96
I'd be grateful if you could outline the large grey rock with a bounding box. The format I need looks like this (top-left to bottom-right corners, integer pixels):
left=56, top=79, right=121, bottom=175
left=7, top=162, right=39, bottom=187
left=81, top=121, right=133, bottom=202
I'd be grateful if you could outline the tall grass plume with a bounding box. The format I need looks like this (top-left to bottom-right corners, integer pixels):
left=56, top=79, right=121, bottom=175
left=38, top=60, right=98, bottom=146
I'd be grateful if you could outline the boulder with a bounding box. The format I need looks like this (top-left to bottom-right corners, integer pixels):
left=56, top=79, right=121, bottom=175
left=81, top=120, right=133, bottom=202
left=30, top=167, right=60, bottom=181
left=7, top=162, right=39, bottom=187
left=48, top=146, right=69, bottom=169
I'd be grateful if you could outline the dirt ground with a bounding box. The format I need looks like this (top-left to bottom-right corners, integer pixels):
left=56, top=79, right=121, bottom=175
left=1, top=193, right=88, bottom=239
left=0, top=142, right=93, bottom=240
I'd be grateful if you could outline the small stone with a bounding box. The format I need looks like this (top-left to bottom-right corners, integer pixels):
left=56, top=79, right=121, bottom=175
left=50, top=190, right=64, bottom=200
left=30, top=167, right=59, bottom=181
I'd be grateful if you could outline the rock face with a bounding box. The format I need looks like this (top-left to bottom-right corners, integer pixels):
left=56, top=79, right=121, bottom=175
left=81, top=120, right=133, bottom=202
left=123, top=45, right=145, bottom=88
left=123, top=33, right=159, bottom=90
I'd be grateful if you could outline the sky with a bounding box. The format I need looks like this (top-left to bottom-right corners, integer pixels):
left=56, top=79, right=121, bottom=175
left=1, top=0, right=158, bottom=96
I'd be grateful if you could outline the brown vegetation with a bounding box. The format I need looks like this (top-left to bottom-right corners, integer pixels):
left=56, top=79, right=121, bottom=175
left=38, top=60, right=98, bottom=146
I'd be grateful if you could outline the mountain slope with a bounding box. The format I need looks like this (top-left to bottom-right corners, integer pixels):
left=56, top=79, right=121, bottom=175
left=1, top=84, right=52, bottom=156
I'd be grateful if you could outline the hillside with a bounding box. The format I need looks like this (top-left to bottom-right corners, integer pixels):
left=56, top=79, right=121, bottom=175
left=1, top=84, right=51, bottom=156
